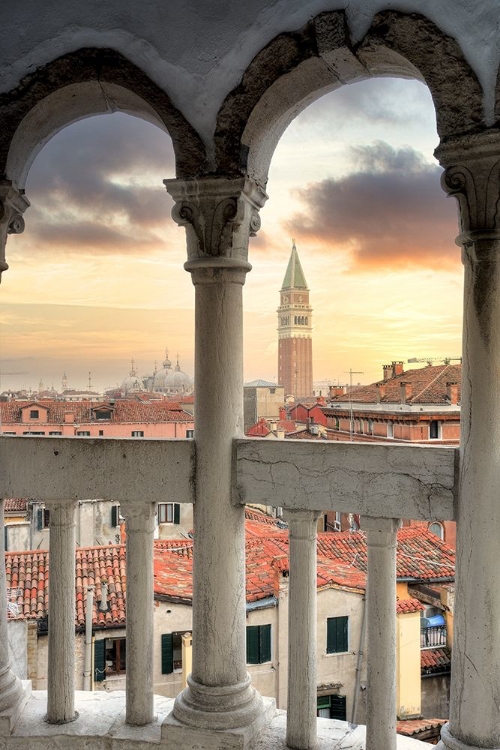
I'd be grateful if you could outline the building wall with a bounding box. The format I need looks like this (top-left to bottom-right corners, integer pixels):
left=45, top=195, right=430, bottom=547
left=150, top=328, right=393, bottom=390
left=421, top=674, right=451, bottom=719
left=278, top=336, right=313, bottom=399
left=1, top=421, right=193, bottom=438
left=244, top=386, right=285, bottom=431
left=157, top=504, right=193, bottom=539
left=396, top=611, right=422, bottom=719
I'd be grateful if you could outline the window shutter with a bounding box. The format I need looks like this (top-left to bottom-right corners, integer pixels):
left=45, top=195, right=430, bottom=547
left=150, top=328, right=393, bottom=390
left=111, top=505, right=118, bottom=527
left=161, top=633, right=174, bottom=674
left=246, top=626, right=259, bottom=664
left=4, top=525, right=8, bottom=552
left=327, top=616, right=348, bottom=654
left=330, top=694, right=347, bottom=720
left=173, top=504, right=180, bottom=525
left=259, top=624, right=271, bottom=663
left=37, top=508, right=43, bottom=531
left=43, top=509, right=50, bottom=528
left=94, top=639, right=106, bottom=682
left=338, top=616, right=348, bottom=653
left=326, top=618, right=336, bottom=653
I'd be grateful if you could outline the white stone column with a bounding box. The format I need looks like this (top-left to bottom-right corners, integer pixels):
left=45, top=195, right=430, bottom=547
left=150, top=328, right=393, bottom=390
left=47, top=500, right=76, bottom=724
left=163, top=177, right=272, bottom=748
left=363, top=517, right=400, bottom=750
left=0, top=181, right=29, bottom=282
left=122, top=500, right=156, bottom=726
left=0, top=499, right=26, bottom=734
left=284, top=509, right=321, bottom=750
left=436, top=136, right=500, bottom=750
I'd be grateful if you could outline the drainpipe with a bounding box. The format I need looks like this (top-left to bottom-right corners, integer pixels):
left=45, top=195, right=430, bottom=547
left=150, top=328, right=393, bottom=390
left=351, top=593, right=367, bottom=724
left=83, top=585, right=94, bottom=691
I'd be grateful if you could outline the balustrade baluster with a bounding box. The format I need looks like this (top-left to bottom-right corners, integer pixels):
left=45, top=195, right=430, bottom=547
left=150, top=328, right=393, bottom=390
left=285, top=509, right=321, bottom=750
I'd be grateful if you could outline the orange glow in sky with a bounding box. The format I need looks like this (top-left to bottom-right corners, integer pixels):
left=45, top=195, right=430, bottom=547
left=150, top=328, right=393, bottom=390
left=1, top=78, right=462, bottom=392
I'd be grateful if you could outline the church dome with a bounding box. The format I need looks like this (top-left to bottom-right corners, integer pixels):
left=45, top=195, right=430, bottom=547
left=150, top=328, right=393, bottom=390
left=164, top=357, right=192, bottom=392
left=121, top=359, right=143, bottom=393
left=153, top=350, right=173, bottom=390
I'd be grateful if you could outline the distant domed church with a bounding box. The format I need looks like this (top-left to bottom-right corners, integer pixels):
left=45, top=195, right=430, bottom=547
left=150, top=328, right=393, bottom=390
left=121, top=350, right=193, bottom=397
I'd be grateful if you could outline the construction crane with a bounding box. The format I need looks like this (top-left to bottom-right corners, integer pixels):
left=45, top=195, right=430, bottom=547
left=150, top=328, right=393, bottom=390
left=408, top=356, right=461, bottom=366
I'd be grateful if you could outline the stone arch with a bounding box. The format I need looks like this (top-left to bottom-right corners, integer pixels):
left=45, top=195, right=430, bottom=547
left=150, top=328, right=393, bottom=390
left=215, top=10, right=484, bottom=187
left=0, top=47, right=207, bottom=189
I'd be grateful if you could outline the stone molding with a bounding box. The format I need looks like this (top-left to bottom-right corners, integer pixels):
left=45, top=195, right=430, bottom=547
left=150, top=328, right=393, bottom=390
left=164, top=177, right=267, bottom=265
left=436, top=133, right=500, bottom=244
left=438, top=723, right=497, bottom=750
left=0, top=180, right=30, bottom=280
left=120, top=499, right=156, bottom=533
left=283, top=509, right=322, bottom=541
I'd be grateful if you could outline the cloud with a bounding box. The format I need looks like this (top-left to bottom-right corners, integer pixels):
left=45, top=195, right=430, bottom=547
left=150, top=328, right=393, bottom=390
left=287, top=141, right=460, bottom=271
left=19, top=113, right=176, bottom=256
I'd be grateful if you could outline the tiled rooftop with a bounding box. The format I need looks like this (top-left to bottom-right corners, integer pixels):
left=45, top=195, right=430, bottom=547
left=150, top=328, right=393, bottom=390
left=4, top=498, right=28, bottom=513
left=397, top=717, right=447, bottom=738
left=421, top=648, right=452, bottom=673
left=0, top=399, right=193, bottom=425
left=328, top=364, right=461, bottom=406
left=396, top=598, right=425, bottom=614
left=4, top=516, right=455, bottom=625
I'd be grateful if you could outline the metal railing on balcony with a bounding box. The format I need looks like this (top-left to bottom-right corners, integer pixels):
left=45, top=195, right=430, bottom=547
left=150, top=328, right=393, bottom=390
left=421, top=625, right=447, bottom=649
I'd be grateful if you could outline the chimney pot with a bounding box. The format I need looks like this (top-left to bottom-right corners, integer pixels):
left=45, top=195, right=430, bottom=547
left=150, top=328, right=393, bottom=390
left=400, top=381, right=413, bottom=404
left=446, top=381, right=459, bottom=405
left=383, top=365, right=393, bottom=381
left=393, top=361, right=404, bottom=377
left=376, top=383, right=386, bottom=403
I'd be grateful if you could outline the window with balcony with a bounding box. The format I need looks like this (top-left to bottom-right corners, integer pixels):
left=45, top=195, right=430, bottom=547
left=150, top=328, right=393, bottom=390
left=246, top=624, right=271, bottom=664
left=158, top=502, right=180, bottom=524
left=326, top=616, right=348, bottom=654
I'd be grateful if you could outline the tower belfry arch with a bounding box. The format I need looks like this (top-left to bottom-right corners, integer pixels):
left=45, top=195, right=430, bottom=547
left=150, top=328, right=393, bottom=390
left=278, top=241, right=313, bottom=399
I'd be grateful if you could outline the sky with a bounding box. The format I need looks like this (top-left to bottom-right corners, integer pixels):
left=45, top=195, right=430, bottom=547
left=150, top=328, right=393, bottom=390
left=1, top=77, right=463, bottom=393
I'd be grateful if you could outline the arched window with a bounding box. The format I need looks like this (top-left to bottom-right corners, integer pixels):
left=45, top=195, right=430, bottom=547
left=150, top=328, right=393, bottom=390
left=429, top=522, right=444, bottom=540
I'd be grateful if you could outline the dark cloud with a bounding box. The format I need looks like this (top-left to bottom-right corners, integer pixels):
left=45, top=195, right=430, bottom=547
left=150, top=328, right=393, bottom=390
left=288, top=141, right=460, bottom=271
left=20, top=113, right=176, bottom=256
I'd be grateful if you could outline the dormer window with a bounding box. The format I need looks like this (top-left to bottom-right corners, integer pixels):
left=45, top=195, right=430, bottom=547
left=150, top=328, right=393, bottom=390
left=95, top=410, right=112, bottom=421
left=30, top=410, right=39, bottom=419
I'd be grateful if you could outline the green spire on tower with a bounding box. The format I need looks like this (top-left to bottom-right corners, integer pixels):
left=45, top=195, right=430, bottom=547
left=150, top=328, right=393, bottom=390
left=281, top=240, right=308, bottom=290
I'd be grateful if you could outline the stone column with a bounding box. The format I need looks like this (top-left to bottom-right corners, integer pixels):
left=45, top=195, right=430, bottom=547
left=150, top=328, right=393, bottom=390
left=363, top=517, right=400, bottom=750
left=163, top=177, right=271, bottom=748
left=46, top=500, right=76, bottom=724
left=0, top=499, right=26, bottom=734
left=0, top=181, right=30, bottom=282
left=435, top=134, right=500, bottom=750
left=122, top=500, right=156, bottom=726
left=284, top=509, right=321, bottom=750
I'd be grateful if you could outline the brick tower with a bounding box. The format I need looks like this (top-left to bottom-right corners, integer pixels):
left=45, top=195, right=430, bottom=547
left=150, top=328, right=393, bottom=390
left=278, top=241, right=313, bottom=398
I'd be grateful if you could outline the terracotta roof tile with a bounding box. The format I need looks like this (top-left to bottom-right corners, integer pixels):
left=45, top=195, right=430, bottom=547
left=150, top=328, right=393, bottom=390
left=328, top=364, right=461, bottom=406
left=397, top=718, right=447, bottom=737
left=396, top=597, right=425, bottom=614
left=3, top=498, right=28, bottom=513
left=421, top=648, right=451, bottom=673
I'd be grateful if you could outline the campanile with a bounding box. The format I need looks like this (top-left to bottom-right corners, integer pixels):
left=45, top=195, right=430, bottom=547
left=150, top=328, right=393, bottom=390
left=278, top=241, right=313, bottom=398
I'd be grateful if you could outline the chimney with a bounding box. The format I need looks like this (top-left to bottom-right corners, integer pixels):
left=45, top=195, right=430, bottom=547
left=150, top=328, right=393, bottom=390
left=447, top=381, right=459, bottom=405
left=316, top=396, right=325, bottom=406
left=279, top=407, right=287, bottom=420
left=376, top=383, right=386, bottom=403
left=393, top=361, right=404, bottom=377
left=400, top=381, right=413, bottom=404
left=329, top=386, right=346, bottom=398
left=383, top=364, right=393, bottom=381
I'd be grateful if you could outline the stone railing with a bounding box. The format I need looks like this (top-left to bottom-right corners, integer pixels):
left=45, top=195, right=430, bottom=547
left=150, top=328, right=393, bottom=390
left=0, top=434, right=457, bottom=748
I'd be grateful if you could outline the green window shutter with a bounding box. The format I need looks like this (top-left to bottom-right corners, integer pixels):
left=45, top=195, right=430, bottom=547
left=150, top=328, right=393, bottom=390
left=111, top=505, right=118, bottom=527
left=327, top=617, right=348, bottom=654
left=173, top=504, right=180, bottom=525
left=259, top=624, right=271, bottom=663
left=36, top=508, right=43, bottom=531
left=246, top=626, right=259, bottom=664
left=94, top=639, right=106, bottom=682
left=161, top=633, right=174, bottom=674
left=330, top=695, right=347, bottom=720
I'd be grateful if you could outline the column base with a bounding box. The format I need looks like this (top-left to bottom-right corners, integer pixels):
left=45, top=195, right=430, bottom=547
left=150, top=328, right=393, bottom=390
left=436, top=723, right=500, bottom=750
left=162, top=675, right=275, bottom=749
left=0, top=680, right=31, bottom=736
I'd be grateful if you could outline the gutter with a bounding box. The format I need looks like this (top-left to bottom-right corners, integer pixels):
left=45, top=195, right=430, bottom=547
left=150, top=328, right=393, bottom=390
left=351, top=593, right=367, bottom=724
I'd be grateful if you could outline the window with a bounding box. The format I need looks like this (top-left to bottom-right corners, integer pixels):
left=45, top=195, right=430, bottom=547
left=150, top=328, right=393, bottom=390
left=94, top=637, right=126, bottom=681
left=327, top=616, right=348, bottom=654
left=246, top=624, right=271, bottom=664
left=36, top=508, right=50, bottom=530
left=429, top=522, right=444, bottom=540
left=30, top=410, right=39, bottom=419
left=76, top=431, right=91, bottom=436
left=23, top=431, right=45, bottom=435
left=131, top=430, right=144, bottom=437
left=49, top=431, right=62, bottom=435
left=158, top=503, right=180, bottom=524
left=111, top=505, right=121, bottom=527
left=98, top=430, right=104, bottom=436
left=95, top=410, right=112, bottom=421
left=317, top=694, right=346, bottom=720
left=186, top=429, right=194, bottom=438
left=387, top=422, right=394, bottom=438
left=2, top=432, right=15, bottom=435
left=429, top=420, right=440, bottom=439
left=161, top=632, right=190, bottom=673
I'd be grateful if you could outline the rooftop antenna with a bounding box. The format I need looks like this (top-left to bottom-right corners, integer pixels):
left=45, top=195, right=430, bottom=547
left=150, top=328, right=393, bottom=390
left=408, top=356, right=462, bottom=366
left=344, top=368, right=364, bottom=442
left=88, top=371, right=92, bottom=391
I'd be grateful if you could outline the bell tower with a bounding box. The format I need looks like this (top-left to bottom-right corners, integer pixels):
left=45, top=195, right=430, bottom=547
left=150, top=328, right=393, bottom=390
left=278, top=241, right=313, bottom=398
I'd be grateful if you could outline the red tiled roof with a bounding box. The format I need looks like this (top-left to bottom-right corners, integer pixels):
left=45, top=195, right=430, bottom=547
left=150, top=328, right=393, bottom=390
left=397, top=718, right=447, bottom=738
left=246, top=420, right=272, bottom=437
left=328, top=364, right=461, bottom=406
left=421, top=648, right=451, bottom=672
left=0, top=399, right=193, bottom=425
left=396, top=597, right=425, bottom=614
left=3, top=498, right=28, bottom=513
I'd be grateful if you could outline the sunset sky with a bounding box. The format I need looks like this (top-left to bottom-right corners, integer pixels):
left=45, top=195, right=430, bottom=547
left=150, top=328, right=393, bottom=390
left=1, top=77, right=463, bottom=393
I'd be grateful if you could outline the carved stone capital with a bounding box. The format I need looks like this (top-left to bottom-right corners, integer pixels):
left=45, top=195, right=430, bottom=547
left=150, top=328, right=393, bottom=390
left=436, top=133, right=500, bottom=245
left=0, top=180, right=30, bottom=281
left=164, top=177, right=267, bottom=268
